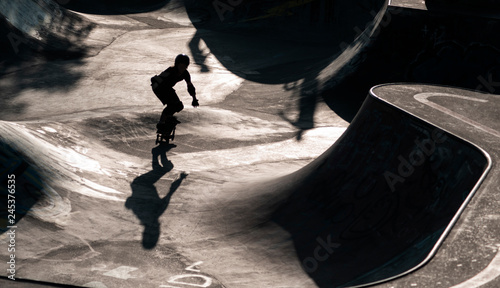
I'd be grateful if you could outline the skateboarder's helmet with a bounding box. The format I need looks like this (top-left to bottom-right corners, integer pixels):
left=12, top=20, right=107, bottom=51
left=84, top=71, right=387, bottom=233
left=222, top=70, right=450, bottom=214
left=175, top=54, right=190, bottom=66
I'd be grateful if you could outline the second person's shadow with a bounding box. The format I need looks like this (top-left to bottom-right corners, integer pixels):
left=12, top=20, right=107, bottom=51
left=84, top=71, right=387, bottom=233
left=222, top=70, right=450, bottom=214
left=125, top=144, right=188, bottom=249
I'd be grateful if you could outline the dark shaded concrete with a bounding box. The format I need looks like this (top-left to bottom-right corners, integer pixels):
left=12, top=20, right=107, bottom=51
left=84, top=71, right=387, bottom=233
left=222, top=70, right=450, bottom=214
left=321, top=5, right=500, bottom=121
left=180, top=0, right=388, bottom=132
left=372, top=84, right=499, bottom=288
left=0, top=142, right=46, bottom=232
left=0, top=0, right=95, bottom=62
left=273, top=86, right=489, bottom=287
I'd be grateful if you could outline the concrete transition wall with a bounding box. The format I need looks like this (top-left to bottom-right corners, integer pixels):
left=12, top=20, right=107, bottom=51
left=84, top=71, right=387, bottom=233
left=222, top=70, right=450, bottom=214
left=185, top=0, right=387, bottom=44
left=0, top=0, right=94, bottom=54
left=273, top=92, right=489, bottom=287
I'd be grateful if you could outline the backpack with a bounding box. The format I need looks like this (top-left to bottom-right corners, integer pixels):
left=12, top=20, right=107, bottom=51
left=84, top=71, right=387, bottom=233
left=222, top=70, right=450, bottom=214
left=150, top=75, right=168, bottom=105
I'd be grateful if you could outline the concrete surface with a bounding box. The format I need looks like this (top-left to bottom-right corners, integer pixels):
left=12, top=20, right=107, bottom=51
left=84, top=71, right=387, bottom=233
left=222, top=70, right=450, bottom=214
left=372, top=84, right=499, bottom=288
left=0, top=0, right=499, bottom=287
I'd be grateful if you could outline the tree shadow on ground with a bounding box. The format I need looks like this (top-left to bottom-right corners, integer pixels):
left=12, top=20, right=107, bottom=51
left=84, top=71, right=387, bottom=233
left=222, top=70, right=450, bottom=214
left=125, top=144, right=188, bottom=249
left=0, top=3, right=95, bottom=118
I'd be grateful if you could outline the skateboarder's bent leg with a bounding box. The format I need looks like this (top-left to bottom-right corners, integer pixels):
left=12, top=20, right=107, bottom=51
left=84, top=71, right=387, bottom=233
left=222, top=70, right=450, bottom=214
left=158, top=89, right=184, bottom=124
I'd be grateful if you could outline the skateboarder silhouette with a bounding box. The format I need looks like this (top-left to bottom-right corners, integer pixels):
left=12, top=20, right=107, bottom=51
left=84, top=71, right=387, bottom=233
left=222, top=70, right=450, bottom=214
left=151, top=54, right=199, bottom=142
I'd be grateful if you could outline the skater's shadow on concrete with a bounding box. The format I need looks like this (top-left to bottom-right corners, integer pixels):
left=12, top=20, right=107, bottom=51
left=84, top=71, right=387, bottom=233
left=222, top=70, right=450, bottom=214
left=126, top=144, right=187, bottom=249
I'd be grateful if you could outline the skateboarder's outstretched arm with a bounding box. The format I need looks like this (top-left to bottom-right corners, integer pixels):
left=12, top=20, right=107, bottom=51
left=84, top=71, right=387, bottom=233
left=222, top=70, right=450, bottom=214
left=185, top=73, right=199, bottom=107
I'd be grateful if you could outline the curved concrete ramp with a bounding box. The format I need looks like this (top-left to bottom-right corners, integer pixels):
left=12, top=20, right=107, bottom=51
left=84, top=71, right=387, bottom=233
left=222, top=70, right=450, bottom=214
left=369, top=84, right=499, bottom=288
left=0, top=0, right=387, bottom=287
left=325, top=3, right=500, bottom=123
left=0, top=83, right=497, bottom=288
left=181, top=0, right=388, bottom=86
left=2, top=0, right=500, bottom=288
left=0, top=0, right=95, bottom=58
left=272, top=84, right=491, bottom=287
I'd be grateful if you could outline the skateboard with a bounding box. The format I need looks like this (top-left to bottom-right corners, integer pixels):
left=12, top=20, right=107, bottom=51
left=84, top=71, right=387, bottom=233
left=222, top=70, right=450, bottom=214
left=156, top=118, right=180, bottom=145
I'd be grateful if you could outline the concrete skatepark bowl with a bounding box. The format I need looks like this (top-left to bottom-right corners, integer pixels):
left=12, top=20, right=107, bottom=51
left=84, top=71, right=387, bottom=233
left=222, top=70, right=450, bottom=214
left=1, top=0, right=499, bottom=287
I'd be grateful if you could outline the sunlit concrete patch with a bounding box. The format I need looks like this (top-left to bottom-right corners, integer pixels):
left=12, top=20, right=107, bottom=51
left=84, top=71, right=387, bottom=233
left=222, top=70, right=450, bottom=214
left=156, top=1, right=199, bottom=26
left=177, top=107, right=296, bottom=140
left=72, top=107, right=322, bottom=155
left=81, top=14, right=150, bottom=28
left=0, top=121, right=128, bottom=202
left=1, top=27, right=244, bottom=120
left=103, top=266, right=138, bottom=280
left=15, top=241, right=225, bottom=288
left=87, top=27, right=244, bottom=105
left=169, top=127, right=346, bottom=173
left=0, top=135, right=72, bottom=230
left=27, top=184, right=72, bottom=222
left=414, top=92, right=500, bottom=138
left=450, top=248, right=500, bottom=288
left=42, top=126, right=58, bottom=133
left=84, top=282, right=108, bottom=288
left=0, top=112, right=340, bottom=211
